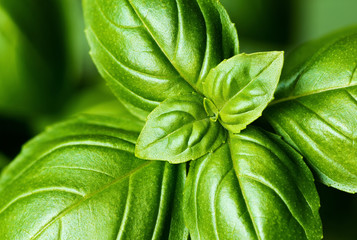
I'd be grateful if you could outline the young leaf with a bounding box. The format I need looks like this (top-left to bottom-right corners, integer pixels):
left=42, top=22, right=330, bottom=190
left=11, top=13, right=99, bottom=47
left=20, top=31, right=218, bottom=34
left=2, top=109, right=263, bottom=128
left=0, top=111, right=185, bottom=239
left=184, top=127, right=322, bottom=240
left=83, top=0, right=239, bottom=119
left=201, top=52, right=283, bottom=133
left=265, top=28, right=357, bottom=193
left=136, top=93, right=226, bottom=163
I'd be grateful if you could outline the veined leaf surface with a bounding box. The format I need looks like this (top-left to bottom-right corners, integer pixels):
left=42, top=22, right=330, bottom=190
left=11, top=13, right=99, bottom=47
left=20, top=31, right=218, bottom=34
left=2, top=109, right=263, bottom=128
left=202, top=52, right=283, bottom=133
left=83, top=0, right=239, bottom=119
left=265, top=28, right=357, bottom=193
left=136, top=93, right=226, bottom=163
left=184, top=127, right=322, bottom=240
left=0, top=110, right=185, bottom=239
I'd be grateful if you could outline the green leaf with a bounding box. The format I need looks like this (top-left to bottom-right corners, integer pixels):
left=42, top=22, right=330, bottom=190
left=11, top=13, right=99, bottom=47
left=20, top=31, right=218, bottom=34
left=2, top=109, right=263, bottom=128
left=83, top=0, right=239, bottom=120
left=0, top=153, right=8, bottom=170
left=0, top=111, right=185, bottom=239
left=0, top=0, right=80, bottom=116
left=184, top=127, right=322, bottom=240
left=136, top=93, right=226, bottom=163
left=168, top=164, right=189, bottom=240
left=265, top=27, right=357, bottom=193
left=201, top=52, right=283, bottom=133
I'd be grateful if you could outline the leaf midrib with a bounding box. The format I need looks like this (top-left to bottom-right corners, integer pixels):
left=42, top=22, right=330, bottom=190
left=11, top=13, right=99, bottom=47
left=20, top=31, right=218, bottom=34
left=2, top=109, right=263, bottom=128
left=141, top=116, right=211, bottom=151
left=30, top=161, right=153, bottom=239
left=125, top=0, right=201, bottom=95
left=218, top=54, right=280, bottom=112
left=268, top=82, right=357, bottom=106
left=228, top=137, right=260, bottom=240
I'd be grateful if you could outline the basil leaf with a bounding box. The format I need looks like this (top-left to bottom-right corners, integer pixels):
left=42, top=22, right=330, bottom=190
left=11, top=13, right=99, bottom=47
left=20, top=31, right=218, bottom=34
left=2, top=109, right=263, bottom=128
left=201, top=52, right=283, bottom=133
left=0, top=153, right=8, bottom=170
left=168, top=164, right=189, bottom=240
left=0, top=111, right=184, bottom=239
left=184, top=127, right=322, bottom=240
left=0, top=0, right=79, bottom=115
left=265, top=28, right=357, bottom=193
left=83, top=0, right=238, bottom=120
left=136, top=93, right=226, bottom=163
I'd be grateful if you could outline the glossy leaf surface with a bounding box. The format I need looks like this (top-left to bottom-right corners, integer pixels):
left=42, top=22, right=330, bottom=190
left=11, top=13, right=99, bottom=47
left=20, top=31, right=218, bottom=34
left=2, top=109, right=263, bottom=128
left=83, top=0, right=239, bottom=119
left=0, top=110, right=185, bottom=239
left=265, top=28, right=357, bottom=193
left=184, top=127, right=322, bottom=240
left=136, top=93, right=226, bottom=163
left=168, top=164, right=189, bottom=240
left=202, top=52, right=283, bottom=133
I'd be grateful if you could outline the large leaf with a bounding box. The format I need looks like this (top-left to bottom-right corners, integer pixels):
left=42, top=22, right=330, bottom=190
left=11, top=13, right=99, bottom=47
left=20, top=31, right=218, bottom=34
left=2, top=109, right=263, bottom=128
left=0, top=0, right=80, bottom=116
left=0, top=110, right=186, bottom=239
left=83, top=0, right=239, bottom=120
left=167, top=164, right=189, bottom=240
left=184, top=127, right=322, bottom=240
left=201, top=52, right=283, bottom=133
left=136, top=93, right=226, bottom=163
left=265, top=28, right=357, bottom=193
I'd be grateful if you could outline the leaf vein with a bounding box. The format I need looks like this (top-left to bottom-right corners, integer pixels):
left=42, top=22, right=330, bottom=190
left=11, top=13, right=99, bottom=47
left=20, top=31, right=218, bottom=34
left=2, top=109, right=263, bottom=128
left=269, top=82, right=357, bottom=106
left=94, top=0, right=142, bottom=30
left=88, top=26, right=175, bottom=81
left=0, top=187, right=85, bottom=216
left=295, top=100, right=351, bottom=140
left=31, top=162, right=153, bottom=240
left=241, top=174, right=308, bottom=239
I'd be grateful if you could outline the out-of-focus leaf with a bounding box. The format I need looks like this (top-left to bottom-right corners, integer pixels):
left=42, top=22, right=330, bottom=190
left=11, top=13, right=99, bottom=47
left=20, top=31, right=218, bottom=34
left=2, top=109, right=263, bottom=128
left=0, top=153, right=8, bottom=170
left=0, top=0, right=82, bottom=116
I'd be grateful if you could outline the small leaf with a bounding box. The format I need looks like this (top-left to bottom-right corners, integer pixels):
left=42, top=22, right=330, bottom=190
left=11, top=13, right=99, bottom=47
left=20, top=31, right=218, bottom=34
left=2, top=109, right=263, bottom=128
left=0, top=109, right=185, bottom=239
left=83, top=0, right=239, bottom=119
left=136, top=93, right=226, bottom=163
left=265, top=27, right=357, bottom=193
left=184, top=127, right=322, bottom=240
left=201, top=52, right=283, bottom=133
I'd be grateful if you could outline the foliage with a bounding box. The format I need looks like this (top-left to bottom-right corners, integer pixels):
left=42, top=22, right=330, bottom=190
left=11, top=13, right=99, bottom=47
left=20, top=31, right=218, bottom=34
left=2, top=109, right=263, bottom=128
left=0, top=0, right=356, bottom=239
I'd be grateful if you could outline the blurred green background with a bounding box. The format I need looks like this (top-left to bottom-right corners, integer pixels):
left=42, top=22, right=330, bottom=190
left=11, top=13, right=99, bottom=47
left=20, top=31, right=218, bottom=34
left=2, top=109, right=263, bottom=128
left=0, top=0, right=356, bottom=239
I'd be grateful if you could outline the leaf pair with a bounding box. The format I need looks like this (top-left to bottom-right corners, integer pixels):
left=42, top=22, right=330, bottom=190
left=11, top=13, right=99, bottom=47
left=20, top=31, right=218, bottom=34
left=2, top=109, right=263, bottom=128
left=136, top=52, right=283, bottom=163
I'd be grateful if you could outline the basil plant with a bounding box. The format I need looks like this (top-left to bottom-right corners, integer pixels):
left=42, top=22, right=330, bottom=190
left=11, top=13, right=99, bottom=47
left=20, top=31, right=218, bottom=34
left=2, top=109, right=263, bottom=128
left=0, top=0, right=356, bottom=239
